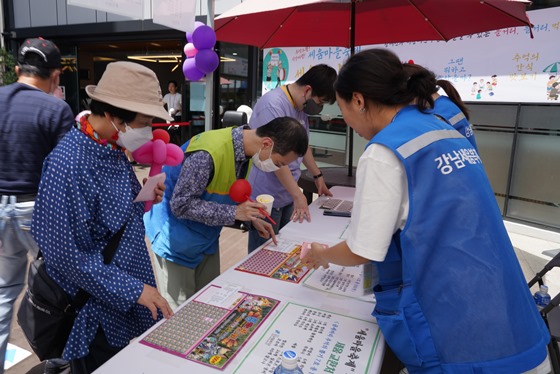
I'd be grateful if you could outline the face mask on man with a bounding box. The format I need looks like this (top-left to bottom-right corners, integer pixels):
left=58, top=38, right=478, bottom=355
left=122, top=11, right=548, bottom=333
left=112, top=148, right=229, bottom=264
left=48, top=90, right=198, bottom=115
left=111, top=121, right=153, bottom=152
left=302, top=92, right=324, bottom=115
left=252, top=142, right=280, bottom=172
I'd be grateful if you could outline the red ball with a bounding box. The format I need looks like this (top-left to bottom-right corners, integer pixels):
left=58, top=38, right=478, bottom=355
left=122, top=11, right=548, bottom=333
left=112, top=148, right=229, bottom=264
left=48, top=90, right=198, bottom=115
left=229, top=179, right=252, bottom=203
left=152, top=129, right=170, bottom=143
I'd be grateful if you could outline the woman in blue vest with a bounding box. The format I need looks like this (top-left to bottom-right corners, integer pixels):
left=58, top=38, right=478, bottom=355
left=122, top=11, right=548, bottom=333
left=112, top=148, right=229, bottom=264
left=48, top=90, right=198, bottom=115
left=403, top=62, right=478, bottom=151
left=302, top=49, right=549, bottom=373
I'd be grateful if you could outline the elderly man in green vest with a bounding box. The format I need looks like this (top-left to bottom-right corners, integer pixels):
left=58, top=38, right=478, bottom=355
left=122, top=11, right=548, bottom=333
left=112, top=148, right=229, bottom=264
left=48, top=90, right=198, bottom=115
left=145, top=116, right=309, bottom=308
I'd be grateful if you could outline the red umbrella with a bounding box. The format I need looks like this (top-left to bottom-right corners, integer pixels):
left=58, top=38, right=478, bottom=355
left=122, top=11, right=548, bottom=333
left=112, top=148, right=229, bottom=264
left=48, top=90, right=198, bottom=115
left=215, top=0, right=533, bottom=50
left=215, top=0, right=533, bottom=176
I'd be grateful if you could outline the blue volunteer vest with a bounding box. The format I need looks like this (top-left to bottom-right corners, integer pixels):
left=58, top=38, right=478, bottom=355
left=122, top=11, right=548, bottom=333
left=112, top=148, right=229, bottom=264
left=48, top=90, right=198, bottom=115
left=431, top=96, right=478, bottom=151
left=145, top=128, right=245, bottom=268
left=367, top=105, right=548, bottom=373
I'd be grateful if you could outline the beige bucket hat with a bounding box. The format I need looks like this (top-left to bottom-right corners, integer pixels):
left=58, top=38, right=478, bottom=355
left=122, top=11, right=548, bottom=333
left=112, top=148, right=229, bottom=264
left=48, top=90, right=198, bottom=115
left=86, top=61, right=173, bottom=121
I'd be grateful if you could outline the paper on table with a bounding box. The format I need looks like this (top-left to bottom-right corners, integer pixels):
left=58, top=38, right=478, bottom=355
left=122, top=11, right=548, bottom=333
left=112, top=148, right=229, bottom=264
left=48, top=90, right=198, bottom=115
left=193, top=283, right=244, bottom=309
left=302, top=263, right=377, bottom=303
left=263, top=236, right=302, bottom=253
left=133, top=172, right=166, bottom=202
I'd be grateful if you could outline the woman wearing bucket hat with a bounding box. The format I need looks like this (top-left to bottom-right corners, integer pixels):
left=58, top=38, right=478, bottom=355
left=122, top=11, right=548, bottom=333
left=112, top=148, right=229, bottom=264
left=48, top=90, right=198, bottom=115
left=31, top=61, right=174, bottom=373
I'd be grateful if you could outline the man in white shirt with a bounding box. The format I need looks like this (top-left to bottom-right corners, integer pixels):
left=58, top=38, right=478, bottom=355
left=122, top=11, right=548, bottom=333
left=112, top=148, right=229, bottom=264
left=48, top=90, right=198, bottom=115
left=163, top=80, right=182, bottom=121
left=162, top=80, right=182, bottom=144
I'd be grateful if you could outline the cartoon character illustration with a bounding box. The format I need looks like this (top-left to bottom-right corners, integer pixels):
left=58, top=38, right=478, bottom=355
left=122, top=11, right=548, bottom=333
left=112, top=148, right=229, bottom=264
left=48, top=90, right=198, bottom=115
left=549, top=82, right=559, bottom=100
left=486, top=82, right=494, bottom=96
left=276, top=60, right=287, bottom=88
left=547, top=75, right=559, bottom=98
left=476, top=90, right=482, bottom=100
left=471, top=82, right=478, bottom=96
left=491, top=74, right=498, bottom=86
left=266, top=62, right=273, bottom=82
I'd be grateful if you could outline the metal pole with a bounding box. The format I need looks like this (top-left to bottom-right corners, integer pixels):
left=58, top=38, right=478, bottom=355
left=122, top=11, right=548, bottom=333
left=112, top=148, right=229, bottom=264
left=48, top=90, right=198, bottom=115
left=204, top=0, right=215, bottom=132
left=0, top=0, right=5, bottom=49
left=347, top=0, right=356, bottom=177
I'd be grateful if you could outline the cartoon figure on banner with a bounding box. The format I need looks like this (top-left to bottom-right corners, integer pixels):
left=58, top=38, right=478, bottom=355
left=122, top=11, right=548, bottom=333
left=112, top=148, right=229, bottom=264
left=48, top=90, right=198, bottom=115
left=471, top=74, right=498, bottom=100
left=471, top=82, right=478, bottom=96
left=550, top=82, right=559, bottom=100
left=266, top=62, right=273, bottom=82
left=183, top=21, right=220, bottom=82
left=486, top=82, right=494, bottom=95
left=276, top=60, right=286, bottom=88
left=262, top=48, right=289, bottom=93
left=546, top=75, right=560, bottom=100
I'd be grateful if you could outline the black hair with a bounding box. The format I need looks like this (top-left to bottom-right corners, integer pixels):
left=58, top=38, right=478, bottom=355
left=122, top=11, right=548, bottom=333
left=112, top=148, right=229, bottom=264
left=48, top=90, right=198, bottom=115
left=17, top=53, right=53, bottom=79
left=403, top=62, right=470, bottom=120
left=335, top=49, right=436, bottom=112
left=256, top=116, right=308, bottom=157
left=295, top=64, right=337, bottom=104
left=436, top=79, right=470, bottom=120
left=89, top=99, right=138, bottom=123
left=168, top=80, right=178, bottom=87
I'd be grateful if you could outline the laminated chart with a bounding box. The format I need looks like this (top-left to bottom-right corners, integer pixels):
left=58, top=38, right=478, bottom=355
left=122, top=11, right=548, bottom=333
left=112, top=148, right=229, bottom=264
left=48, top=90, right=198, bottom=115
left=233, top=302, right=382, bottom=373
left=141, top=284, right=279, bottom=370
left=303, top=263, right=376, bottom=303
left=235, top=238, right=310, bottom=283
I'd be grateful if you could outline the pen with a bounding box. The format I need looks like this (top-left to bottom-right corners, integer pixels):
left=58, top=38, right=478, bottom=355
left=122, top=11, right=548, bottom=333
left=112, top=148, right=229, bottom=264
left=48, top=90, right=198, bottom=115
left=246, top=195, right=277, bottom=225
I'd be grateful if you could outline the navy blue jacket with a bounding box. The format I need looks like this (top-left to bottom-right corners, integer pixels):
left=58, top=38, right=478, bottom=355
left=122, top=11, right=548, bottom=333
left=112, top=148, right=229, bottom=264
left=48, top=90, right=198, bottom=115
left=0, top=82, right=74, bottom=194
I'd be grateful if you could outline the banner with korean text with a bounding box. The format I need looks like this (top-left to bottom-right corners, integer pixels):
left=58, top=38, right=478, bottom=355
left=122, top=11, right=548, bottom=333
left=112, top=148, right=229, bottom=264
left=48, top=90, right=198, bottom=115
left=263, top=8, right=560, bottom=103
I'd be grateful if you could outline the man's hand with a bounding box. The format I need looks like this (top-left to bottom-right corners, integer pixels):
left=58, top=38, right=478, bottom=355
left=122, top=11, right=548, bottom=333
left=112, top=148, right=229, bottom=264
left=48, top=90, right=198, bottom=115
left=315, top=177, right=333, bottom=198
left=251, top=218, right=278, bottom=245
left=138, top=284, right=174, bottom=320
left=291, top=192, right=311, bottom=223
left=235, top=200, right=267, bottom=221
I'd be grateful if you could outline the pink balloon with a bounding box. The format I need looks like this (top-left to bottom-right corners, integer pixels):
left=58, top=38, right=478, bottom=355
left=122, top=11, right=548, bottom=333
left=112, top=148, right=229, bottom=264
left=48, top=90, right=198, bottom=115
left=183, top=43, right=198, bottom=58
left=152, top=139, right=167, bottom=165
left=186, top=21, right=206, bottom=43
left=166, top=144, right=184, bottom=167
left=195, top=49, right=219, bottom=74
left=183, top=59, right=205, bottom=81
left=131, top=142, right=154, bottom=164
left=131, top=137, right=186, bottom=212
left=192, top=25, right=216, bottom=50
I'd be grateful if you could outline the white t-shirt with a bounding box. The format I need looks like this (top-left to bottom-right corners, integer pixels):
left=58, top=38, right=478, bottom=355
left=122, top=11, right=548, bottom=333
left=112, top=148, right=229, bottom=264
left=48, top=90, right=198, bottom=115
left=346, top=143, right=409, bottom=262
left=163, top=93, right=182, bottom=116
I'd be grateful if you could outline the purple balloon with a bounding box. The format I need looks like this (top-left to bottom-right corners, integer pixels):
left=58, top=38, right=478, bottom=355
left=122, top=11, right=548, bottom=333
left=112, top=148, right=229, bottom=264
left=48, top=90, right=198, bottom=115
left=195, top=49, right=219, bottom=74
left=186, top=21, right=206, bottom=43
left=183, top=59, right=204, bottom=81
left=192, top=25, right=216, bottom=50
left=183, top=43, right=198, bottom=58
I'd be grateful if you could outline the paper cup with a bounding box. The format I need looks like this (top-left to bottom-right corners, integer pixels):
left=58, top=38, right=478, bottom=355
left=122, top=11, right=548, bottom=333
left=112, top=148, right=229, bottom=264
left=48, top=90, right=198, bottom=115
left=256, top=194, right=274, bottom=214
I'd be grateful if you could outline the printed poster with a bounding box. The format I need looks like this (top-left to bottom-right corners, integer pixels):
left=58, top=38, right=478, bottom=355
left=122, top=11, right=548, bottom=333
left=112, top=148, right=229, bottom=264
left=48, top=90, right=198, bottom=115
left=233, top=302, right=382, bottom=373
left=263, top=8, right=560, bottom=103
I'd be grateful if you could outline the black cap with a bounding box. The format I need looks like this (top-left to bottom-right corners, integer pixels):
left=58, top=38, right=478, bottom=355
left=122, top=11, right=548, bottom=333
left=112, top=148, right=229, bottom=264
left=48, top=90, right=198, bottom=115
left=17, top=37, right=61, bottom=69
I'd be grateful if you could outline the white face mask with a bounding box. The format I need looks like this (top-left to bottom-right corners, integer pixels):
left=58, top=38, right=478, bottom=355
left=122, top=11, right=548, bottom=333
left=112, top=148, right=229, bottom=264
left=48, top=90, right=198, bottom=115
left=111, top=121, right=153, bottom=152
left=252, top=142, right=279, bottom=172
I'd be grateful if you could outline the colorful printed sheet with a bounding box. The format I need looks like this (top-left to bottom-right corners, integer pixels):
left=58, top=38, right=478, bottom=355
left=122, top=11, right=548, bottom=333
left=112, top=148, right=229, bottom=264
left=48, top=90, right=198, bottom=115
left=141, top=285, right=279, bottom=370
left=235, top=240, right=310, bottom=283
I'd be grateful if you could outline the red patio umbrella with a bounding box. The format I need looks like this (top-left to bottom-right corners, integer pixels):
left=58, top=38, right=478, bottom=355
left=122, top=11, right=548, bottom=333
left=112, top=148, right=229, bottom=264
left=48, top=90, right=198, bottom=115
left=215, top=0, right=533, bottom=176
left=215, top=0, right=533, bottom=51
